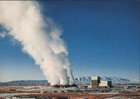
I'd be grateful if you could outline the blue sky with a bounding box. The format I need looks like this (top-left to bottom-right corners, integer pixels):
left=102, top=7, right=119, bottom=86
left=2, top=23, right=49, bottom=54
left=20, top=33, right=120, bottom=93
left=0, top=0, right=140, bottom=81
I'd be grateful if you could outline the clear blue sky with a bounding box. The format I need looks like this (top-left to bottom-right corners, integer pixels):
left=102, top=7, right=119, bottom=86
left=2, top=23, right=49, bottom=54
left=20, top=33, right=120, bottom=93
left=0, top=0, right=140, bottom=81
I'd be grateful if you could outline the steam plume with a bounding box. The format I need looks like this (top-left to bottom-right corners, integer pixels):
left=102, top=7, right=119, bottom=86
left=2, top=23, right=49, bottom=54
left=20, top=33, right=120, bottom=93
left=0, top=1, right=74, bottom=85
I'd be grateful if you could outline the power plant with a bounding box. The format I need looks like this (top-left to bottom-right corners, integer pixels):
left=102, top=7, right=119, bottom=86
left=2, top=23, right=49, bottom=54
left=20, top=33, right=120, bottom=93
left=91, top=76, right=112, bottom=88
left=0, top=75, right=139, bottom=99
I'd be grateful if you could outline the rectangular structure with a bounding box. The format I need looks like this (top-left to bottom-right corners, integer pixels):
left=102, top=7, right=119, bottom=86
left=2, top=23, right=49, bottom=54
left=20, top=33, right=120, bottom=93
left=91, top=76, right=100, bottom=88
left=99, top=81, right=112, bottom=87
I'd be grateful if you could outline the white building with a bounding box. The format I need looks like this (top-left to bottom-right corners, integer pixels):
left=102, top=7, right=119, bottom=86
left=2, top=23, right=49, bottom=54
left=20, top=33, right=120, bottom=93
left=99, top=80, right=112, bottom=87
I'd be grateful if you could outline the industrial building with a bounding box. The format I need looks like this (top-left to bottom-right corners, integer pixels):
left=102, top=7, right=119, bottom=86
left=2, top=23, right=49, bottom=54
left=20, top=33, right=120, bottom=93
left=91, top=76, right=112, bottom=88
left=99, top=81, right=112, bottom=87
left=91, top=76, right=100, bottom=88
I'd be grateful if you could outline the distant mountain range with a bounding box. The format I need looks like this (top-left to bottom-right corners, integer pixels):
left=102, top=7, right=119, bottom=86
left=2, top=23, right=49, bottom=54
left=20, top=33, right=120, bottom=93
left=0, top=77, right=139, bottom=85
left=0, top=80, right=48, bottom=85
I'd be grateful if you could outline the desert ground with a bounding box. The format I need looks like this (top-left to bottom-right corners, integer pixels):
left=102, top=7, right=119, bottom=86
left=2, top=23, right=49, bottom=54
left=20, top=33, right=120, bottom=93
left=0, top=85, right=139, bottom=99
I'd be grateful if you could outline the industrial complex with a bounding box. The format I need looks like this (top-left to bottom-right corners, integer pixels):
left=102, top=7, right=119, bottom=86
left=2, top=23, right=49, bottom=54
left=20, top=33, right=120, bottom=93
left=91, top=76, right=112, bottom=88
left=0, top=75, right=139, bottom=99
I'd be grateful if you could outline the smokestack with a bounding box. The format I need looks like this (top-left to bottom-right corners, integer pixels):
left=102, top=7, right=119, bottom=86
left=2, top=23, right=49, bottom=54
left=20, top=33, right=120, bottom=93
left=0, top=1, right=74, bottom=85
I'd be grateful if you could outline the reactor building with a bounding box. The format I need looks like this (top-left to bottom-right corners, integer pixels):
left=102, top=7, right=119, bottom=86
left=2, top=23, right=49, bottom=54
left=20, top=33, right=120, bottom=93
left=91, top=76, right=112, bottom=88
left=91, top=76, right=101, bottom=88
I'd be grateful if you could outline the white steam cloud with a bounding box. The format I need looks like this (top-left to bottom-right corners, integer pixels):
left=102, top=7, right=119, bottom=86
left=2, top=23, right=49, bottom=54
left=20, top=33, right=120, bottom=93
left=0, top=1, right=74, bottom=85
